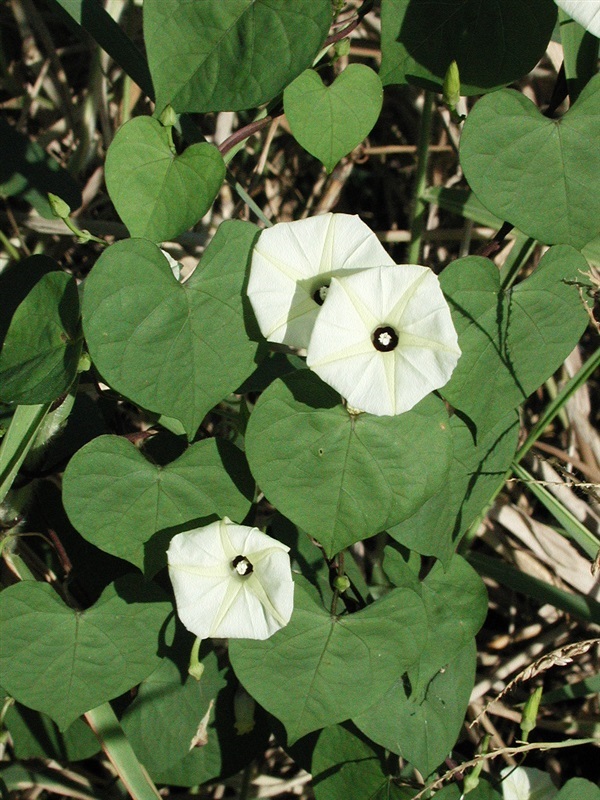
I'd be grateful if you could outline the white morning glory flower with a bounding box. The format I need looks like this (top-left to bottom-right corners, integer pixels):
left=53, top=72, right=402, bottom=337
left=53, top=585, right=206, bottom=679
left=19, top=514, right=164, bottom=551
left=167, top=517, right=294, bottom=640
left=306, top=265, right=461, bottom=416
left=554, top=0, right=600, bottom=36
left=500, top=766, right=558, bottom=800
left=247, top=212, right=394, bottom=349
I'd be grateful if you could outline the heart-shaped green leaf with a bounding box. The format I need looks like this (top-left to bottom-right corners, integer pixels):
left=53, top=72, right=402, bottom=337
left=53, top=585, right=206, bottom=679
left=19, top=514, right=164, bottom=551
left=122, top=652, right=224, bottom=775
left=354, top=555, right=485, bottom=774
left=380, top=0, right=556, bottom=94
left=284, top=65, right=383, bottom=172
left=0, top=575, right=170, bottom=730
left=122, top=650, right=269, bottom=784
left=229, top=578, right=426, bottom=743
left=460, top=75, right=600, bottom=248
left=144, top=0, right=333, bottom=113
left=245, top=371, right=452, bottom=558
left=82, top=221, right=260, bottom=438
left=0, top=271, right=81, bottom=404
left=354, top=641, right=477, bottom=776
left=62, top=435, right=253, bottom=573
left=439, top=246, right=591, bottom=432
left=388, top=411, right=519, bottom=563
left=104, top=116, right=225, bottom=242
left=386, top=554, right=487, bottom=692
left=311, top=725, right=405, bottom=800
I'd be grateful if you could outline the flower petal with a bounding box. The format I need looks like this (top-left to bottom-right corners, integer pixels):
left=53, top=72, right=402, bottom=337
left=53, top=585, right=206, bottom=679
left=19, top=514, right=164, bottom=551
left=247, top=213, right=394, bottom=348
left=306, top=265, right=461, bottom=416
left=167, top=519, right=294, bottom=640
left=554, top=0, right=600, bottom=36
left=500, top=766, right=558, bottom=800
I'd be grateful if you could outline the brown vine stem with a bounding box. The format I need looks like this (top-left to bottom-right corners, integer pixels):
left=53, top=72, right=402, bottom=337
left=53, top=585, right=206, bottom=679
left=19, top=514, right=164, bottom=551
left=477, top=221, right=514, bottom=259
left=324, top=16, right=361, bottom=46
left=218, top=115, right=280, bottom=158
left=324, top=0, right=375, bottom=46
left=410, top=738, right=599, bottom=800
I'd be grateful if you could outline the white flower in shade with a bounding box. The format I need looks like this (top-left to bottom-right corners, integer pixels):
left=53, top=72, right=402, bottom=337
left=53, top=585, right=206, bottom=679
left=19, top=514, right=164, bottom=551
left=167, top=518, right=294, bottom=640
left=500, top=766, right=558, bottom=800
left=247, top=212, right=394, bottom=349
left=306, top=265, right=461, bottom=416
left=553, top=0, right=600, bottom=37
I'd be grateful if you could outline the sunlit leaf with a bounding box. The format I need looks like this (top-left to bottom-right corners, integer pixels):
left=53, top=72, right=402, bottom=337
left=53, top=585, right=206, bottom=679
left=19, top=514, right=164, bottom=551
left=62, top=436, right=253, bottom=574
left=144, top=0, right=332, bottom=113
left=460, top=75, right=600, bottom=249
left=284, top=65, right=383, bottom=172
left=229, top=578, right=426, bottom=742
left=0, top=576, right=171, bottom=730
left=105, top=116, right=225, bottom=242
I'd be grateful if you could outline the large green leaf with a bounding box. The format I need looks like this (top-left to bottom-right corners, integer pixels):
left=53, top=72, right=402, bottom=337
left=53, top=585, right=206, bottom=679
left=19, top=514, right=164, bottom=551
left=354, top=640, right=477, bottom=777
left=122, top=650, right=269, bottom=784
left=312, top=725, right=413, bottom=800
left=382, top=554, right=487, bottom=693
left=105, top=117, right=225, bottom=242
left=0, top=575, right=170, bottom=730
left=229, top=578, right=426, bottom=743
left=0, top=271, right=81, bottom=404
left=460, top=75, right=600, bottom=249
left=121, top=652, right=224, bottom=776
left=354, top=555, right=486, bottom=774
left=144, top=0, right=333, bottom=113
left=284, top=65, right=383, bottom=172
left=62, top=435, right=253, bottom=573
left=380, top=0, right=556, bottom=94
left=387, top=410, right=519, bottom=562
left=439, top=246, right=590, bottom=433
left=82, top=221, right=260, bottom=438
left=245, top=371, right=452, bottom=558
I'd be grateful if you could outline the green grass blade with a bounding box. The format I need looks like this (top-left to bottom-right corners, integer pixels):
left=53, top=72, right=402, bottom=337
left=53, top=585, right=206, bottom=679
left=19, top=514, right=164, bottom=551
left=84, top=704, right=161, bottom=800
left=541, top=673, right=600, bottom=706
left=516, top=347, right=600, bottom=462
left=420, top=186, right=503, bottom=228
left=0, top=763, right=107, bottom=800
left=511, top=462, right=600, bottom=560
left=47, top=0, right=154, bottom=99
left=468, top=551, right=600, bottom=624
left=0, top=404, right=50, bottom=504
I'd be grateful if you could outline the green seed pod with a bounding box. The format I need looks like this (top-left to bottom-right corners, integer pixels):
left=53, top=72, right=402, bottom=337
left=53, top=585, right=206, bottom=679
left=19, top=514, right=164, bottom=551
left=333, top=574, right=351, bottom=593
left=48, top=193, right=71, bottom=219
left=520, top=685, right=543, bottom=742
left=443, top=60, right=461, bottom=111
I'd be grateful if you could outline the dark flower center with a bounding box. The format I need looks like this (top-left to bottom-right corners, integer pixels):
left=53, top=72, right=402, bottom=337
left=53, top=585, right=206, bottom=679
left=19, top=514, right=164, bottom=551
left=312, top=283, right=330, bottom=306
left=232, top=555, right=254, bottom=576
left=372, top=325, right=399, bottom=352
